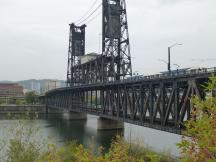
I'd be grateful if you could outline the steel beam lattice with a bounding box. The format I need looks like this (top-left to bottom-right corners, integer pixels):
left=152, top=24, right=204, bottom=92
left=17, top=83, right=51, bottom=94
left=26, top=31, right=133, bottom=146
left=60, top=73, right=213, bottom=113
left=67, top=24, right=86, bottom=86
left=46, top=70, right=216, bottom=134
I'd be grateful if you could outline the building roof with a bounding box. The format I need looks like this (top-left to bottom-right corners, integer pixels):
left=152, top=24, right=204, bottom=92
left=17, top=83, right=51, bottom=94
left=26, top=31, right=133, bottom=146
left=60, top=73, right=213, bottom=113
left=0, top=83, right=21, bottom=87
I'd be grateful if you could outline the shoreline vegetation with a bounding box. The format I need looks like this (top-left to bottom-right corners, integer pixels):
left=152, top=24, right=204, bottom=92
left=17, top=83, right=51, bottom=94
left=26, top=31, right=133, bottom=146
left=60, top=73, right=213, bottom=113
left=38, top=136, right=176, bottom=162
left=0, top=112, right=177, bottom=162
left=0, top=76, right=216, bottom=162
left=1, top=121, right=176, bottom=162
left=0, top=91, right=39, bottom=106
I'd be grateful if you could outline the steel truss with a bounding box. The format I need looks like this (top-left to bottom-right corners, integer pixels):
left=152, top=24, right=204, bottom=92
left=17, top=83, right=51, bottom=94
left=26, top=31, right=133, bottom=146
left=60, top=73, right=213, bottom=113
left=67, top=23, right=86, bottom=86
left=102, top=0, right=132, bottom=81
left=66, top=0, right=132, bottom=85
left=46, top=72, right=215, bottom=134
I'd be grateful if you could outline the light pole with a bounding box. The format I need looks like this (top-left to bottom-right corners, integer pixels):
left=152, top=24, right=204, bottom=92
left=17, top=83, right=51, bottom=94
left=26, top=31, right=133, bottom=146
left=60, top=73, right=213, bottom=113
left=173, top=64, right=180, bottom=70
left=168, top=43, right=182, bottom=72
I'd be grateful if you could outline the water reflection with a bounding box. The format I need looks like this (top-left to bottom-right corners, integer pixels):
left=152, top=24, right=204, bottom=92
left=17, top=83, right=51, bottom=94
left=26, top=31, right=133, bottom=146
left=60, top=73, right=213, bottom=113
left=124, top=123, right=181, bottom=157
left=45, top=114, right=123, bottom=149
left=0, top=113, right=122, bottom=151
left=0, top=113, right=180, bottom=157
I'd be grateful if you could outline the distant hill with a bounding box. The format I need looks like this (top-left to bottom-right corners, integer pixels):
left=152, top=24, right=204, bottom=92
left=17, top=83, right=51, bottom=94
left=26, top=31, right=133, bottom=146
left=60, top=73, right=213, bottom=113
left=0, top=80, right=13, bottom=83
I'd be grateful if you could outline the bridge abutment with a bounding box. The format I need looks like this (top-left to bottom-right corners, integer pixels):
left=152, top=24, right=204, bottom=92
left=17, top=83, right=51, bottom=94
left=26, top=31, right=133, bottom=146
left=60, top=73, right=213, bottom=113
left=97, top=117, right=124, bottom=130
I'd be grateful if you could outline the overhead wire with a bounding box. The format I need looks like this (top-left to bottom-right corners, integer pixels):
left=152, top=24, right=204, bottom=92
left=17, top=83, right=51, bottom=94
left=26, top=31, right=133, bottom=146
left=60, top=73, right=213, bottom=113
left=77, top=3, right=102, bottom=25
left=85, top=12, right=101, bottom=25
left=75, top=0, right=100, bottom=24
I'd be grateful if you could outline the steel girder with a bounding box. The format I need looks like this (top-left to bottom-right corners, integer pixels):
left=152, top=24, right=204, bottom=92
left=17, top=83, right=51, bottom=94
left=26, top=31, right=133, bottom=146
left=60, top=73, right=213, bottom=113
left=46, top=73, right=213, bottom=134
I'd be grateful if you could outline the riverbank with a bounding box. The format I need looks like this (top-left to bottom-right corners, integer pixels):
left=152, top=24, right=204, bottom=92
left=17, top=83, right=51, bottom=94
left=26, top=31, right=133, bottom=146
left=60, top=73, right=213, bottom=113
left=0, top=105, right=46, bottom=113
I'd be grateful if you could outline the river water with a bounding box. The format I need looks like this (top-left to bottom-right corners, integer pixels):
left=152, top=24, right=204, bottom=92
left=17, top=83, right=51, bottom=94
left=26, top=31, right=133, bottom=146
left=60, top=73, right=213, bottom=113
left=0, top=113, right=181, bottom=159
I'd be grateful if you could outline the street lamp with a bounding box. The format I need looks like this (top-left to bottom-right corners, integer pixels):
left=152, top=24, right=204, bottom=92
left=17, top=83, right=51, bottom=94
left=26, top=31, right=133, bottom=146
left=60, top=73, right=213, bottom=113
left=168, top=43, right=182, bottom=72
left=173, top=64, right=180, bottom=69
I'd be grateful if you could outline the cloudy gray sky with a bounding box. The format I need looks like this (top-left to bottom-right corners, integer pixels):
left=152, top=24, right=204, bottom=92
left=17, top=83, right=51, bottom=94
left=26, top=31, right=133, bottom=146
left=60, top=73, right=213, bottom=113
left=0, top=0, right=216, bottom=81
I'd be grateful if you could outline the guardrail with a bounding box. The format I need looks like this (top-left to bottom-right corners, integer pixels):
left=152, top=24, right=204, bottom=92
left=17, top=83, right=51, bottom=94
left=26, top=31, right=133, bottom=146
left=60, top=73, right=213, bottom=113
left=125, top=67, right=216, bottom=82
left=85, top=67, right=216, bottom=85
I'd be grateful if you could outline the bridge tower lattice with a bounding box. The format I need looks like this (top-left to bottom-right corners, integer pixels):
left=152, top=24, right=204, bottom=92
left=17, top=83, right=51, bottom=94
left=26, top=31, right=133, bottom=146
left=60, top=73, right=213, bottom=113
left=102, top=0, right=132, bottom=81
left=66, top=23, right=86, bottom=87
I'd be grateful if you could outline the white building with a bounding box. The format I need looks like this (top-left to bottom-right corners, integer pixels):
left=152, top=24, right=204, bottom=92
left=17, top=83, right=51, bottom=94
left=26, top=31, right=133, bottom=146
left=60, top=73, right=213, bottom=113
left=79, top=53, right=98, bottom=64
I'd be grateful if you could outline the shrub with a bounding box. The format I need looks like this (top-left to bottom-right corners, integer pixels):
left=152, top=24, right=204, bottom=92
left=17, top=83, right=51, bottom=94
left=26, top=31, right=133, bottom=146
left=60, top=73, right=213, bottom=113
left=25, top=91, right=38, bottom=104
left=1, top=115, right=42, bottom=162
left=39, top=135, right=171, bottom=162
left=177, top=76, right=216, bottom=162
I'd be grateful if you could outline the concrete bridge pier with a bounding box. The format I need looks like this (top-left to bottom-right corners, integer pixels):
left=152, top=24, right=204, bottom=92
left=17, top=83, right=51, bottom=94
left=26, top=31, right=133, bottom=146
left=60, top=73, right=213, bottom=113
left=46, top=107, right=87, bottom=120
left=97, top=117, right=124, bottom=130
left=62, top=112, right=87, bottom=120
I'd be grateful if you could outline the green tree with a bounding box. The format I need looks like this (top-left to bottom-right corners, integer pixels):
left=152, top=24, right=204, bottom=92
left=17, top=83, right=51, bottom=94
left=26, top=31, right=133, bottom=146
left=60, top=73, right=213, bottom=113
left=0, top=99, right=5, bottom=105
left=15, top=98, right=25, bottom=105
left=25, top=91, right=38, bottom=104
left=178, top=76, right=216, bottom=162
left=3, top=116, right=41, bottom=162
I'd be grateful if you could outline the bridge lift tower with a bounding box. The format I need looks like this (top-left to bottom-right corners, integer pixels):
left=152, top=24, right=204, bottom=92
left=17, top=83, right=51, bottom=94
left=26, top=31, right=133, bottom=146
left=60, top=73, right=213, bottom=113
left=102, top=0, right=132, bottom=81
left=67, top=0, right=132, bottom=86
left=66, top=23, right=86, bottom=87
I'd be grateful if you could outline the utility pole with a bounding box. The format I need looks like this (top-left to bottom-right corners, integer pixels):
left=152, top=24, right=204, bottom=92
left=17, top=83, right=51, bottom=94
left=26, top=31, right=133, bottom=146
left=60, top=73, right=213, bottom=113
left=168, top=47, right=171, bottom=72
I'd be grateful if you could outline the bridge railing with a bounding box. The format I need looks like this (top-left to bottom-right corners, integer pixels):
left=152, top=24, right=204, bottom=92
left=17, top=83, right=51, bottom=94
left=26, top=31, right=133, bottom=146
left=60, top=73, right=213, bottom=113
left=52, top=67, right=216, bottom=91
left=114, top=66, right=216, bottom=83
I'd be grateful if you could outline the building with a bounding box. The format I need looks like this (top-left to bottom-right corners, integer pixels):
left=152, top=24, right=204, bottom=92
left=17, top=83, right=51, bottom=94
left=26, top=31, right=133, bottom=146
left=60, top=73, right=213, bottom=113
left=0, top=83, right=24, bottom=97
left=17, top=79, right=66, bottom=95
left=79, top=53, right=98, bottom=64
left=40, top=80, right=64, bottom=95
left=18, top=79, right=41, bottom=94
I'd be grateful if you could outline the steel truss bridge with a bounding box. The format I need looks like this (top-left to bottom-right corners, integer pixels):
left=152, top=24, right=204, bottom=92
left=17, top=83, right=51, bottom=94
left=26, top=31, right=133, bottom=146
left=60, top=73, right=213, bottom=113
left=47, top=68, right=216, bottom=134
left=45, top=0, right=216, bottom=134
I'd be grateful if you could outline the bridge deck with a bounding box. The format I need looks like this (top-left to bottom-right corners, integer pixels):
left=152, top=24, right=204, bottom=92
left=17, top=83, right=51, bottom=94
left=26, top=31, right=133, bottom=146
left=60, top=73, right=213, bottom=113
left=46, top=68, right=216, bottom=134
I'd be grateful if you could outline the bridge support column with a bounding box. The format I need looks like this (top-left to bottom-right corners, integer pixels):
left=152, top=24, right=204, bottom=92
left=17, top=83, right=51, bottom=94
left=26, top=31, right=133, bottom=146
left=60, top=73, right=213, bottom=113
left=97, top=117, right=124, bottom=130
left=62, top=112, right=87, bottom=120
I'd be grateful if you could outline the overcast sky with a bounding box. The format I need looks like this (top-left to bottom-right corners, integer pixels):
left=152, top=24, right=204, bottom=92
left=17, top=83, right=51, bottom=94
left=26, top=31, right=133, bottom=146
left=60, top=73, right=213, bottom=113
left=0, top=0, right=216, bottom=81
